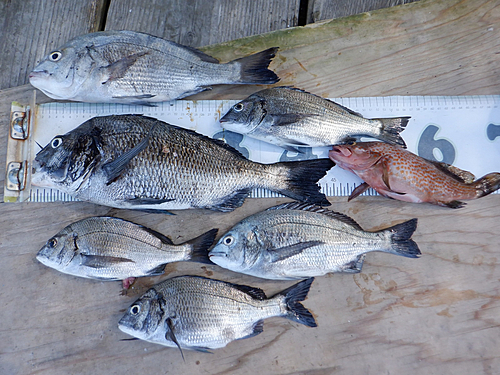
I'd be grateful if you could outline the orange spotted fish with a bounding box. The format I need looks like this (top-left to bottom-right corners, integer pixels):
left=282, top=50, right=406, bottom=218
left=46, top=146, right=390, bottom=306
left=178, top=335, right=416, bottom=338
left=329, top=141, right=500, bottom=208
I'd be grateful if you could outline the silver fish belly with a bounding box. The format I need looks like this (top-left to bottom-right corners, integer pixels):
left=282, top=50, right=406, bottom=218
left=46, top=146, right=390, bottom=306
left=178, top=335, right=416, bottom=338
left=220, top=86, right=410, bottom=151
left=31, top=115, right=333, bottom=212
left=29, top=30, right=279, bottom=104
left=36, top=216, right=217, bottom=280
left=118, top=276, right=316, bottom=351
left=209, top=202, right=420, bottom=280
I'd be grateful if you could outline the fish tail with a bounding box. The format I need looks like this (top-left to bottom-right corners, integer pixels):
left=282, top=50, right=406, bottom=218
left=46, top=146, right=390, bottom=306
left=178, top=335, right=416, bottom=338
left=231, top=47, right=280, bottom=84
left=474, top=173, right=500, bottom=198
left=384, top=218, right=421, bottom=258
left=187, top=229, right=219, bottom=264
left=270, top=159, right=335, bottom=206
left=278, top=278, right=317, bottom=327
left=374, top=117, right=411, bottom=148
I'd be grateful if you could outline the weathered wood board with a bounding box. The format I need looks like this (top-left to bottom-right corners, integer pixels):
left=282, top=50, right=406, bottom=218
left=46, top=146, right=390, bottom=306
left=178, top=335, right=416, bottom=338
left=1, top=0, right=499, bottom=374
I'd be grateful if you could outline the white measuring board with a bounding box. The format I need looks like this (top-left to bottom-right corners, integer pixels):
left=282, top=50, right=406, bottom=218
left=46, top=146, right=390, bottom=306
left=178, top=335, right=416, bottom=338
left=9, top=95, right=500, bottom=203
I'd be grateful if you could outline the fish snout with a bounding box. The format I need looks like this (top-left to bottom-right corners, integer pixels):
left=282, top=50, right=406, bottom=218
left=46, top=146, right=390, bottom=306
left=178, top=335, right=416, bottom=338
left=330, top=146, right=352, bottom=157
left=29, top=70, right=50, bottom=80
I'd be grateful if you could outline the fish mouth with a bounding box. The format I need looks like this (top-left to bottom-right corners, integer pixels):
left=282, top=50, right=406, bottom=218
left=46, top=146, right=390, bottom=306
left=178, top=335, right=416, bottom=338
left=330, top=146, right=352, bottom=157
left=208, top=250, right=227, bottom=258
left=29, top=70, right=50, bottom=80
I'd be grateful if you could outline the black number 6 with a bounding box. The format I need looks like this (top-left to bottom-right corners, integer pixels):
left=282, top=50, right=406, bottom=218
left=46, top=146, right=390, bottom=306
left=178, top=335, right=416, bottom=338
left=417, top=125, right=456, bottom=164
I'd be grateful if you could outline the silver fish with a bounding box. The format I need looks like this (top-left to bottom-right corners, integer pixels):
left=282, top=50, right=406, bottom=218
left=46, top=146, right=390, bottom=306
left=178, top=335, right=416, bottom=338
left=29, top=30, right=279, bottom=104
left=36, top=216, right=218, bottom=282
left=31, top=115, right=333, bottom=212
left=209, top=202, right=420, bottom=280
left=118, top=276, right=316, bottom=353
left=220, top=86, right=410, bottom=151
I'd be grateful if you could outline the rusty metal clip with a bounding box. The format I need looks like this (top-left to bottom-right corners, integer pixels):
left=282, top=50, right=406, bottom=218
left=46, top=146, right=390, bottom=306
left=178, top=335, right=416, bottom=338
left=6, top=161, right=27, bottom=191
left=10, top=108, right=30, bottom=140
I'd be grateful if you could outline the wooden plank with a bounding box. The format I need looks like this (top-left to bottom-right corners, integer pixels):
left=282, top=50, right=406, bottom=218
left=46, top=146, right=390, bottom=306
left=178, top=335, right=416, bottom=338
left=104, top=0, right=301, bottom=47
left=196, top=0, right=500, bottom=99
left=0, top=0, right=107, bottom=91
left=307, top=0, right=422, bottom=23
left=1, top=0, right=500, bottom=374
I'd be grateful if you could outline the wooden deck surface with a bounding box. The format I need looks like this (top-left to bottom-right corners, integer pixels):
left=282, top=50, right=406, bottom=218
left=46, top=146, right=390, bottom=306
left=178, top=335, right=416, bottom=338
left=1, top=0, right=499, bottom=374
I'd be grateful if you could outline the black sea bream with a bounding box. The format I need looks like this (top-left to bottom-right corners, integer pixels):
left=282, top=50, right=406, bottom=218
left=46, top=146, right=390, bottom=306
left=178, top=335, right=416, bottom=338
left=32, top=115, right=334, bottom=212
left=29, top=30, right=279, bottom=104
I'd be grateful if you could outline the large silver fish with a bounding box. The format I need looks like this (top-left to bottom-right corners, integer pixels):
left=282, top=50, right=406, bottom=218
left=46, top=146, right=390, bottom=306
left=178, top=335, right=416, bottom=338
left=29, top=30, right=279, bottom=104
left=118, top=276, right=316, bottom=353
left=220, top=87, right=410, bottom=151
left=31, top=115, right=334, bottom=212
left=209, top=202, right=420, bottom=280
left=36, top=216, right=218, bottom=284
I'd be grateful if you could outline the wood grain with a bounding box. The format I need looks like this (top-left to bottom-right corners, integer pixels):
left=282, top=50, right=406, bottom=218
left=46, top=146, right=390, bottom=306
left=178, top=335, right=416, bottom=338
left=0, top=0, right=107, bottom=91
left=1, top=0, right=500, bottom=374
left=104, top=0, right=301, bottom=47
left=307, top=0, right=422, bottom=23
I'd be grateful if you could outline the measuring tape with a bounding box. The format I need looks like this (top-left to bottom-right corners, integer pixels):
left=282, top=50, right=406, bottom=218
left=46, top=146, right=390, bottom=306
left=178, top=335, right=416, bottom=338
left=5, top=95, right=500, bottom=203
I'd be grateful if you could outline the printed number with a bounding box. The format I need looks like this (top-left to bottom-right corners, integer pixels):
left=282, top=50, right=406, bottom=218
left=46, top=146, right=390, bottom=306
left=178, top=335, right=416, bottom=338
left=212, top=130, right=249, bottom=159
left=417, top=125, right=455, bottom=164
left=279, top=147, right=318, bottom=162
left=487, top=123, right=500, bottom=141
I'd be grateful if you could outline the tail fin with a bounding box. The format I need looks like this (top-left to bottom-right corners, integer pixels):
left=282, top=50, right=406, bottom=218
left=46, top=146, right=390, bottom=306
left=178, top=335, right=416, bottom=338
left=271, top=158, right=335, bottom=206
left=231, top=47, right=280, bottom=84
left=382, top=218, right=421, bottom=258
left=278, top=278, right=317, bottom=327
left=187, top=229, right=219, bottom=264
left=374, top=117, right=410, bottom=148
left=474, top=173, right=500, bottom=198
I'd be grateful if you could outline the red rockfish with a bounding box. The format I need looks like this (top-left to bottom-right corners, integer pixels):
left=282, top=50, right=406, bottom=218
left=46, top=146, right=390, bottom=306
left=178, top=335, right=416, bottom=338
left=329, top=141, right=500, bottom=208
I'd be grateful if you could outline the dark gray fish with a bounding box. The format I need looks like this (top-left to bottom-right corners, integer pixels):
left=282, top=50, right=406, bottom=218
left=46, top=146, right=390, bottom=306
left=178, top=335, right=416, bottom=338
left=36, top=216, right=218, bottom=282
left=29, top=30, right=279, bottom=104
left=31, top=115, right=334, bottom=212
left=209, top=202, right=420, bottom=280
left=118, top=276, right=316, bottom=352
left=220, top=86, right=410, bottom=151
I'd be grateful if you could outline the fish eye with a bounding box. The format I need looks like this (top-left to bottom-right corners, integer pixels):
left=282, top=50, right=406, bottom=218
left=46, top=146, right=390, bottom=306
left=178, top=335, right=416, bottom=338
left=223, top=235, right=234, bottom=246
left=233, top=103, right=244, bottom=112
left=130, top=305, right=141, bottom=315
left=47, top=237, right=57, bottom=248
left=346, top=140, right=356, bottom=146
left=49, top=51, right=62, bottom=62
left=51, top=137, right=63, bottom=149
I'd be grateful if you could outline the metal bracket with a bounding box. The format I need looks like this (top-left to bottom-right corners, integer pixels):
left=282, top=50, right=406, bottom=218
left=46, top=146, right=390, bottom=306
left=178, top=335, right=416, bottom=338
left=6, top=161, right=27, bottom=191
left=10, top=108, right=30, bottom=140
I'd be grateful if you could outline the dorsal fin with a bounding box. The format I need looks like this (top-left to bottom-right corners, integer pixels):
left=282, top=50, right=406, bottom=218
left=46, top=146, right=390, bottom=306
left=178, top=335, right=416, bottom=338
left=267, top=201, right=364, bottom=231
left=229, top=283, right=267, bottom=300
left=139, top=225, right=174, bottom=245
left=428, top=160, right=475, bottom=184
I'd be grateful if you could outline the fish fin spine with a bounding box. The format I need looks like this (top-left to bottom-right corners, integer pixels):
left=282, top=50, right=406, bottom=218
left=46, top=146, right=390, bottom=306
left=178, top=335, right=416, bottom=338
left=277, top=278, right=317, bottom=327
left=374, top=117, right=410, bottom=148
left=187, top=228, right=219, bottom=264
left=474, top=173, right=500, bottom=198
left=269, top=159, right=335, bottom=206
left=232, top=47, right=280, bottom=84
left=383, top=218, right=421, bottom=258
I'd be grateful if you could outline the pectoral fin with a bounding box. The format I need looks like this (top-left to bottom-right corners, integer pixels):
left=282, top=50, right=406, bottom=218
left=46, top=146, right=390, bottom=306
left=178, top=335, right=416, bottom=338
left=102, top=123, right=158, bottom=184
left=80, top=254, right=134, bottom=269
left=165, top=318, right=185, bottom=361
left=103, top=52, right=148, bottom=83
left=270, top=113, right=318, bottom=126
left=268, top=241, right=323, bottom=263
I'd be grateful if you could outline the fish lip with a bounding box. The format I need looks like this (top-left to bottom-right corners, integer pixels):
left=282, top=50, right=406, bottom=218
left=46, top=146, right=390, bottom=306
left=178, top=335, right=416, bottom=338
left=29, top=70, right=50, bottom=80
left=208, top=250, right=226, bottom=258
left=330, top=146, right=352, bottom=157
left=219, top=116, right=229, bottom=123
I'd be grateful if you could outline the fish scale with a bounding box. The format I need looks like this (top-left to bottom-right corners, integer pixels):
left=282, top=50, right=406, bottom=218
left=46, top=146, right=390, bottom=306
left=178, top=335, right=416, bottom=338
left=329, top=142, right=500, bottom=207
left=32, top=115, right=333, bottom=212
left=209, top=202, right=420, bottom=280
left=118, top=276, right=316, bottom=351
left=29, top=30, right=280, bottom=104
